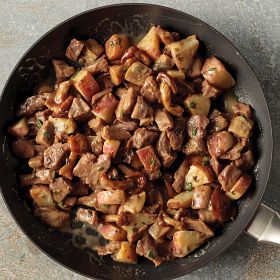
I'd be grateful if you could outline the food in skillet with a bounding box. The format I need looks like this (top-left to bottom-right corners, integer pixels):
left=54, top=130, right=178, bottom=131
left=8, top=26, right=255, bottom=265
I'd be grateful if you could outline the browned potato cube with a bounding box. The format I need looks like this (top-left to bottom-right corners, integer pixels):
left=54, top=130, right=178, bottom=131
left=226, top=174, right=252, bottom=200
left=80, top=38, right=104, bottom=64
left=123, top=192, right=146, bottom=214
left=105, top=34, right=130, bottom=60
left=167, top=190, right=194, bottom=209
left=8, top=118, right=29, bottom=138
left=35, top=120, right=54, bottom=147
left=184, top=94, right=211, bottom=116
left=192, top=185, right=212, bottom=209
left=185, top=164, right=214, bottom=188
left=109, top=65, right=127, bottom=86
left=201, top=56, right=235, bottom=89
left=99, top=223, right=127, bottom=241
left=29, top=185, right=54, bottom=207
left=114, top=242, right=137, bottom=264
left=125, top=62, right=152, bottom=86
left=228, top=116, right=254, bottom=138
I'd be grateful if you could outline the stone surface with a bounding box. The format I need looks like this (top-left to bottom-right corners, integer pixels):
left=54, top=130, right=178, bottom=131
left=0, top=0, right=279, bottom=279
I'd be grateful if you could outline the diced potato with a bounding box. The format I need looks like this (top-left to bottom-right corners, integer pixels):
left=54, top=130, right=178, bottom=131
left=125, top=62, right=152, bottom=86
left=99, top=223, right=127, bottom=241
left=72, top=70, right=100, bottom=101
left=81, top=38, right=104, bottom=64
left=88, top=118, right=105, bottom=133
left=152, top=54, right=175, bottom=72
left=109, top=65, right=127, bottom=86
left=136, top=145, right=161, bottom=174
left=114, top=242, right=137, bottom=264
left=49, top=116, right=76, bottom=134
left=228, top=116, right=254, bottom=138
left=68, top=133, right=89, bottom=155
left=192, top=185, right=212, bottom=209
left=29, top=185, right=54, bottom=207
left=167, top=35, right=199, bottom=72
left=172, top=230, right=206, bottom=258
left=167, top=70, right=185, bottom=80
left=187, top=57, right=202, bottom=78
left=34, top=207, right=69, bottom=228
left=185, top=164, right=214, bottom=188
left=207, top=131, right=235, bottom=158
left=123, top=192, right=146, bottom=214
left=202, top=80, right=221, bottom=99
left=28, top=155, right=43, bottom=169
left=148, top=221, right=171, bottom=240
left=92, top=93, right=119, bottom=123
left=226, top=174, right=252, bottom=200
left=8, top=118, right=29, bottom=138
left=103, top=139, right=121, bottom=158
left=105, top=34, right=130, bottom=60
left=201, top=56, right=235, bottom=89
left=137, top=26, right=161, bottom=60
left=184, top=94, right=211, bottom=116
left=35, top=120, right=54, bottom=147
left=167, top=190, right=194, bottom=209
left=97, top=190, right=126, bottom=205
left=76, top=208, right=99, bottom=225
left=54, top=80, right=72, bottom=104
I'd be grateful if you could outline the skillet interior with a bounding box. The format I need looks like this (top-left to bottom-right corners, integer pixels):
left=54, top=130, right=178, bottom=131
left=0, top=4, right=273, bottom=280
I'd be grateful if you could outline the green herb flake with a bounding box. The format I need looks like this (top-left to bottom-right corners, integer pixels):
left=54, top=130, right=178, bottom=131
left=189, top=101, right=196, bottom=109
left=185, top=182, right=193, bottom=191
left=97, top=166, right=104, bottom=172
left=103, top=204, right=110, bottom=209
left=147, top=250, right=156, bottom=259
left=109, top=39, right=120, bottom=48
left=207, top=67, right=217, bottom=72
left=36, top=119, right=43, bottom=129
left=43, top=131, right=50, bottom=139
left=202, top=156, right=210, bottom=166
left=150, top=157, right=156, bottom=167
left=191, top=127, right=198, bottom=136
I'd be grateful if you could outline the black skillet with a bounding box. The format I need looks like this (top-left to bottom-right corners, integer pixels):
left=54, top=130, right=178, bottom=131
left=0, top=4, right=278, bottom=280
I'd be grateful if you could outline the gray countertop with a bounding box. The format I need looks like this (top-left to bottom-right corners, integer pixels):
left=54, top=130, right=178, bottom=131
left=0, top=0, right=279, bottom=279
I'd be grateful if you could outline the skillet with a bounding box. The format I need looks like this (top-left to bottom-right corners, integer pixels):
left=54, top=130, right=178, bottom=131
left=0, top=4, right=279, bottom=280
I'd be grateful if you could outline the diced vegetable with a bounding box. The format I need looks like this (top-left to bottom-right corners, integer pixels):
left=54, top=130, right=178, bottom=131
left=148, top=221, right=171, bottom=240
left=184, top=94, right=211, bottom=116
left=228, top=116, right=254, bottom=138
left=109, top=65, right=127, bottom=86
left=68, top=133, right=89, bottom=155
left=167, top=35, right=199, bottom=72
left=8, top=118, right=29, bottom=138
left=167, top=190, right=194, bottom=209
left=105, top=34, right=130, bottom=60
left=49, top=116, right=76, bottom=134
left=201, top=56, right=235, bottom=89
left=191, top=185, right=212, bottom=209
left=185, top=164, right=214, bottom=188
left=226, top=174, right=252, bottom=200
left=76, top=208, right=99, bottom=225
left=28, top=155, right=43, bottom=169
left=99, top=223, right=127, bottom=241
left=92, top=93, right=119, bottom=123
left=152, top=54, right=175, bottom=72
left=136, top=145, right=161, bottom=174
left=80, top=38, right=104, bottom=64
left=166, top=70, right=185, bottom=80
left=103, top=139, right=121, bottom=158
left=35, top=120, right=54, bottom=147
left=97, top=190, right=126, bottom=205
left=137, top=26, right=161, bottom=60
left=88, top=117, right=105, bottom=133
left=72, top=70, right=100, bottom=101
left=114, top=242, right=137, bottom=264
left=125, top=62, right=152, bottom=86
left=29, top=185, right=54, bottom=207
left=54, top=80, right=72, bottom=104
left=12, top=139, right=35, bottom=159
left=123, top=192, right=146, bottom=214
left=172, top=230, right=206, bottom=258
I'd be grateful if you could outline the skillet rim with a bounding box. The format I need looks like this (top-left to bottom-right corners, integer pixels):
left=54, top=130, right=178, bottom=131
left=0, top=3, right=273, bottom=280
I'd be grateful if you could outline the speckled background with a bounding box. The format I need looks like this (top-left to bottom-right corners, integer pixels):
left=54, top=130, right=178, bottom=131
left=0, top=0, right=279, bottom=279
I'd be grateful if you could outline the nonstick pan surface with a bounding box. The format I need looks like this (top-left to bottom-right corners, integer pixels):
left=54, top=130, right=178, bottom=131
left=0, top=4, right=273, bottom=280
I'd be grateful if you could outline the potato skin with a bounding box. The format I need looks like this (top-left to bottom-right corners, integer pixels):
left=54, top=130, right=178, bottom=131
left=105, top=34, right=130, bottom=61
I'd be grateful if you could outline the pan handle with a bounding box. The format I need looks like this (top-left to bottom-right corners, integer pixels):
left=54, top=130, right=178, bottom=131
left=245, top=203, right=280, bottom=246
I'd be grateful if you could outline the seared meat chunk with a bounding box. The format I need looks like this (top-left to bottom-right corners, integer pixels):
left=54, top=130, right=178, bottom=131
left=191, top=185, right=212, bottom=209
left=96, top=241, right=121, bottom=256
left=12, top=139, right=35, bottom=158
left=66, top=38, right=85, bottom=61
left=235, top=150, right=254, bottom=170
left=125, top=62, right=152, bottom=86
left=128, top=128, right=159, bottom=149
left=202, top=80, right=221, bottom=98
left=68, top=97, right=91, bottom=121
left=52, top=59, right=75, bottom=79
left=183, top=138, right=207, bottom=156
left=35, top=120, right=55, bottom=147
left=20, top=169, right=54, bottom=186
left=101, top=125, right=131, bottom=140
left=181, top=217, right=214, bottom=237
left=172, top=160, right=189, bottom=193
left=71, top=180, right=89, bottom=196
left=73, top=152, right=97, bottom=178
left=140, top=76, right=161, bottom=103
left=17, top=95, right=46, bottom=117
left=113, top=120, right=138, bottom=131
left=29, top=185, right=54, bottom=207
left=131, top=96, right=149, bottom=120
left=186, top=115, right=209, bottom=139
left=220, top=138, right=248, bottom=160
left=209, top=157, right=222, bottom=175
left=90, top=132, right=104, bottom=156
left=166, top=117, right=186, bottom=150
left=43, top=143, right=69, bottom=170
left=82, top=55, right=109, bottom=75
left=218, top=163, right=242, bottom=192
left=88, top=117, right=105, bottom=133
left=50, top=177, right=73, bottom=202
left=155, top=109, right=173, bottom=132
left=76, top=208, right=99, bottom=225
left=156, top=132, right=176, bottom=167
left=208, top=115, right=228, bottom=133
left=232, top=102, right=253, bottom=119
left=117, top=87, right=138, bottom=118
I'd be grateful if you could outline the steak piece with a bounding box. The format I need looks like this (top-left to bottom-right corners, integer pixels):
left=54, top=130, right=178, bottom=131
left=43, top=143, right=69, bottom=170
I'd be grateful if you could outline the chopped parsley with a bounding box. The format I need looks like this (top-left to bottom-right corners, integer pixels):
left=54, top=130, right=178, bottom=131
left=207, top=67, right=217, bottom=72
left=191, top=127, right=198, bottom=136
left=202, top=156, right=210, bottom=166
left=189, top=101, right=196, bottom=108
left=43, top=131, right=50, bottom=139
left=185, top=182, right=193, bottom=191
left=36, top=119, right=43, bottom=129
left=109, top=39, right=120, bottom=48
left=150, top=157, right=156, bottom=167
left=147, top=250, right=156, bottom=259
left=97, top=166, right=104, bottom=172
left=103, top=204, right=110, bottom=208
